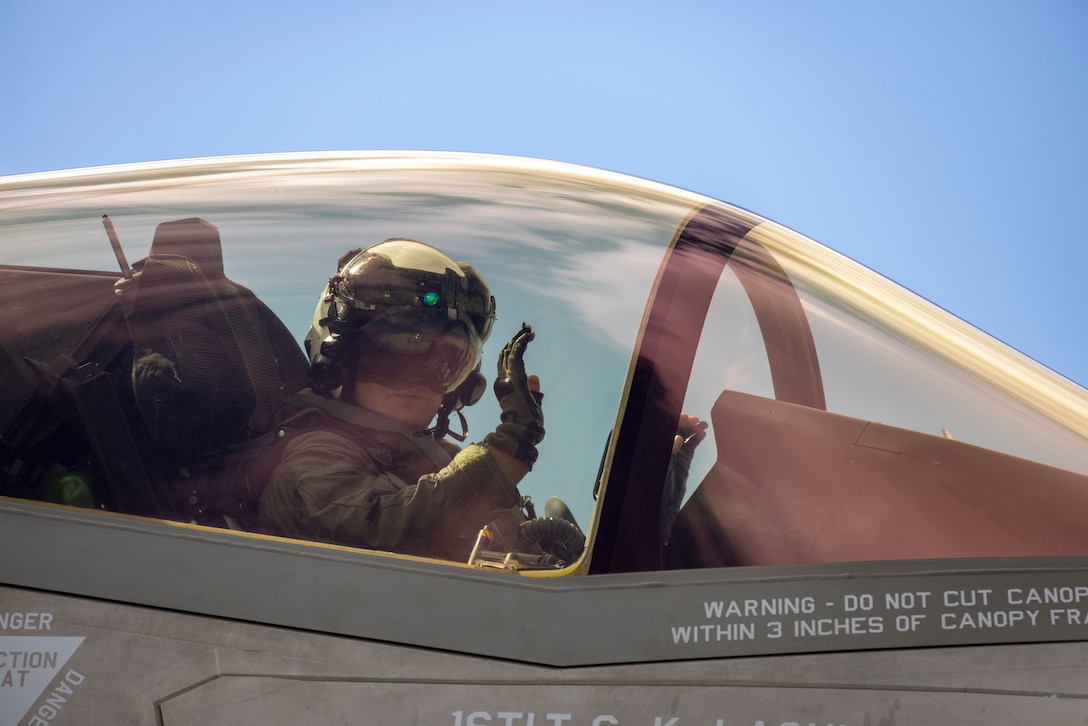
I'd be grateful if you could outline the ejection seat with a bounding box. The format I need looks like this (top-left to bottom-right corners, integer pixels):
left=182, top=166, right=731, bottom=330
left=0, top=218, right=309, bottom=526
left=666, top=388, right=1088, bottom=567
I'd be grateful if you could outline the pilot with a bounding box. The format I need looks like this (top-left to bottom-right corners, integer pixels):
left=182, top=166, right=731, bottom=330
left=257, top=240, right=545, bottom=561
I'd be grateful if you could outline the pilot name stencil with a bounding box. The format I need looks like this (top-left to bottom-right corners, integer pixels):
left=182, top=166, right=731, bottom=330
left=452, top=713, right=846, bottom=726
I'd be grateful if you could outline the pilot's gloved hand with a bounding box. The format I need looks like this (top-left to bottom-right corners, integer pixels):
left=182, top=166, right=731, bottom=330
left=672, top=414, right=708, bottom=458
left=663, top=413, right=709, bottom=545
left=484, top=323, right=545, bottom=468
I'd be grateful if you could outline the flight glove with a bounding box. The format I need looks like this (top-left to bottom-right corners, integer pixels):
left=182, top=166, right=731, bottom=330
left=484, top=323, right=545, bottom=468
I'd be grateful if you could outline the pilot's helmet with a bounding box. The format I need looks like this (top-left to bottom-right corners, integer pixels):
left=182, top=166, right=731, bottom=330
left=307, top=239, right=496, bottom=400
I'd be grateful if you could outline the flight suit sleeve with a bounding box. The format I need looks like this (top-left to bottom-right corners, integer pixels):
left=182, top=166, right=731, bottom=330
left=259, top=430, right=522, bottom=559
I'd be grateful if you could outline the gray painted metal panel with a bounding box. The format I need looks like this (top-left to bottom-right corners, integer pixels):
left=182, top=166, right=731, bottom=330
left=4, top=499, right=1088, bottom=669
left=3, top=586, right=1086, bottom=725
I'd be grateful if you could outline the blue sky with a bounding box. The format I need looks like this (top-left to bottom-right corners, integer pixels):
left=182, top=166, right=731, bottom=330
left=2, top=1, right=1086, bottom=387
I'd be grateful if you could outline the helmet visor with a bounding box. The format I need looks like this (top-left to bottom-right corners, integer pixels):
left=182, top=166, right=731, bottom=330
left=352, top=307, right=482, bottom=394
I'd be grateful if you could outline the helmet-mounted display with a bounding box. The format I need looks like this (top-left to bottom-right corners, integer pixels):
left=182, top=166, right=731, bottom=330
left=306, top=239, right=497, bottom=437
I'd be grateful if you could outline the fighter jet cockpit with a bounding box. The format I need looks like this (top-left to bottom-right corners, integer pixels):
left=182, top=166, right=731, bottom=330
left=3, top=153, right=1087, bottom=579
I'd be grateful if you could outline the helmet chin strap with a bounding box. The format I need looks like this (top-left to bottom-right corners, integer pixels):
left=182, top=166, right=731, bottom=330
left=426, top=405, right=469, bottom=442
left=421, top=363, right=486, bottom=441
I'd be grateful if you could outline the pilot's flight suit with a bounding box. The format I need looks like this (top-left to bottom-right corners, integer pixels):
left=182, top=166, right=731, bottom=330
left=258, top=390, right=525, bottom=561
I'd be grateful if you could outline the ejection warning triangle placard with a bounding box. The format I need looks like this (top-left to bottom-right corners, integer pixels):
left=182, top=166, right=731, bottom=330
left=0, top=636, right=85, bottom=725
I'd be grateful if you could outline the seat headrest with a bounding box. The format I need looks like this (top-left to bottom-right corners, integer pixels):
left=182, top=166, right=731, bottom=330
left=150, top=218, right=225, bottom=278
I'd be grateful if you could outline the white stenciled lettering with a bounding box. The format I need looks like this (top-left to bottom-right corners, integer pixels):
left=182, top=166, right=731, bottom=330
left=1049, top=608, right=1088, bottom=626
left=884, top=591, right=931, bottom=609
left=843, top=594, right=873, bottom=611
left=943, top=589, right=992, bottom=607
left=894, top=614, right=927, bottom=632
left=654, top=718, right=678, bottom=726
left=1008, top=586, right=1088, bottom=605
left=672, top=622, right=756, bottom=644
left=24, top=669, right=84, bottom=726
left=794, top=616, right=884, bottom=637
left=940, top=610, right=1038, bottom=630
left=453, top=712, right=572, bottom=726
left=0, top=613, right=54, bottom=631
left=703, top=597, right=815, bottom=619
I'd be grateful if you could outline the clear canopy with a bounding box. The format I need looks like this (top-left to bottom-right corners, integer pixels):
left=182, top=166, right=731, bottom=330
left=2, top=152, right=1086, bottom=571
